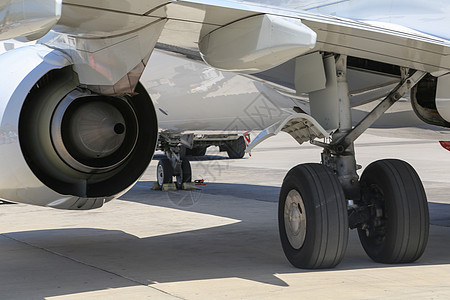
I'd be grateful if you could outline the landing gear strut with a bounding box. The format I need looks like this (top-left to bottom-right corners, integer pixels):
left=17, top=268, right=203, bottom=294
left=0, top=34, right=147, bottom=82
left=278, top=54, right=429, bottom=268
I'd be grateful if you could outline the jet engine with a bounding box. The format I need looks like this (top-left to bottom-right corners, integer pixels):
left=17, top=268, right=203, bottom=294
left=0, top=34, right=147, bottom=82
left=411, top=74, right=450, bottom=128
left=0, top=45, right=158, bottom=209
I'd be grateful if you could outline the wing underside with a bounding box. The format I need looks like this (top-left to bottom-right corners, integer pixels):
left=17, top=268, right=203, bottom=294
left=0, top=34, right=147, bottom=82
left=155, top=0, right=450, bottom=75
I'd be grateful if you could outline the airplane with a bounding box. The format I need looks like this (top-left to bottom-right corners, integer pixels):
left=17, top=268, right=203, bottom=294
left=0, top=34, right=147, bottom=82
left=1, top=0, right=450, bottom=270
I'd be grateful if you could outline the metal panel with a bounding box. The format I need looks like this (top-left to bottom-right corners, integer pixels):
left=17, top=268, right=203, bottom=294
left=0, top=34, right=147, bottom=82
left=295, top=52, right=326, bottom=93
left=309, top=55, right=339, bottom=131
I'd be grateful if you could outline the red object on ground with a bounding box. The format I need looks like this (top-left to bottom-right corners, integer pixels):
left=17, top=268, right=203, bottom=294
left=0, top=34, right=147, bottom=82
left=194, top=179, right=206, bottom=185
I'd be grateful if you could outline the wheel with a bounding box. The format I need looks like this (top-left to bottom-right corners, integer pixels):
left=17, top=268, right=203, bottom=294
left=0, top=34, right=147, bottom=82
left=225, top=136, right=246, bottom=159
left=175, top=159, right=192, bottom=188
left=358, top=159, right=429, bottom=264
left=186, top=146, right=207, bottom=156
left=157, top=158, right=173, bottom=189
left=279, top=163, right=348, bottom=269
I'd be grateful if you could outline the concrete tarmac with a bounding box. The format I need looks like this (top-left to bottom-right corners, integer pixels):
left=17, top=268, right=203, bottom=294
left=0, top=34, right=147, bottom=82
left=1, top=129, right=450, bottom=299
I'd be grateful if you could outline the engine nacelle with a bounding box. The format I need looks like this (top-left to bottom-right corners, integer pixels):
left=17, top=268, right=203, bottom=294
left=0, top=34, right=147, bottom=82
left=0, top=45, right=158, bottom=209
left=0, top=0, right=61, bottom=41
left=411, top=74, right=450, bottom=128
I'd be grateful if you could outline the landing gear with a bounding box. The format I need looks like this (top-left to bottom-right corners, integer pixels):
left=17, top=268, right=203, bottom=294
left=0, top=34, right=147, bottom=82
left=156, top=155, right=192, bottom=189
left=156, top=156, right=192, bottom=189
left=279, top=164, right=348, bottom=269
left=358, top=159, right=429, bottom=263
left=277, top=53, right=429, bottom=269
left=156, top=133, right=193, bottom=189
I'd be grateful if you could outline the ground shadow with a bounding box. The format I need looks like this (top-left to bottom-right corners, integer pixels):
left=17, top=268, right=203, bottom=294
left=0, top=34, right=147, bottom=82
left=1, top=181, right=450, bottom=299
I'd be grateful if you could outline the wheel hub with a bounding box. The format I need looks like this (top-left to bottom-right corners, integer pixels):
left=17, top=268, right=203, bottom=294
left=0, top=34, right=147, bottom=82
left=361, top=184, right=387, bottom=241
left=284, top=189, right=307, bottom=249
left=157, top=164, right=164, bottom=186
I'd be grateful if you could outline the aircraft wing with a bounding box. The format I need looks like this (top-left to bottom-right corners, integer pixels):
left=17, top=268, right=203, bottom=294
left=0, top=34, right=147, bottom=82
left=3, top=0, right=450, bottom=75
left=155, top=0, right=450, bottom=75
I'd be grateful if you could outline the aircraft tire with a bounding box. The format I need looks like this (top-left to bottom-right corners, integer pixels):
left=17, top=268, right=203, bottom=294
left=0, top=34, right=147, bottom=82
left=157, top=158, right=173, bottom=189
left=176, top=159, right=192, bottom=188
left=358, top=159, right=429, bottom=263
left=279, top=163, right=348, bottom=269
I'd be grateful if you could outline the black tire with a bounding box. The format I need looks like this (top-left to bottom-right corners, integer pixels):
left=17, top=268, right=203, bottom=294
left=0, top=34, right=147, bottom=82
left=279, top=163, right=348, bottom=269
left=179, top=146, right=187, bottom=159
left=175, top=159, right=192, bottom=188
left=226, top=136, right=246, bottom=159
left=358, top=159, right=429, bottom=264
left=157, top=158, right=173, bottom=189
left=186, top=146, right=207, bottom=157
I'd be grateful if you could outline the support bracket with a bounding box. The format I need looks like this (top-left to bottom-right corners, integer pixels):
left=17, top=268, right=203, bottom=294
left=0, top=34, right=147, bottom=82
left=323, top=70, right=427, bottom=154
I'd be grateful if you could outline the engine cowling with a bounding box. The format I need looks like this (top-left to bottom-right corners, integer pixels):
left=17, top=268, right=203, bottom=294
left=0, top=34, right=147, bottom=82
left=411, top=73, right=450, bottom=128
left=0, top=45, right=158, bottom=209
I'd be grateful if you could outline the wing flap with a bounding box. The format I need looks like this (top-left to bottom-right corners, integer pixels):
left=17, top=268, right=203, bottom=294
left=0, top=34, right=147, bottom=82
left=246, top=113, right=332, bottom=152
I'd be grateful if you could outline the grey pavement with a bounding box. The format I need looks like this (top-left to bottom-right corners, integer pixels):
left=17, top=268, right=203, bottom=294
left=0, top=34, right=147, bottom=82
left=1, top=128, right=450, bottom=299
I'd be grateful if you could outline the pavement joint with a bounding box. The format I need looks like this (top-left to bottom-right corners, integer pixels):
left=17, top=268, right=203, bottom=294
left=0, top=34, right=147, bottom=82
left=1, top=232, right=186, bottom=300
